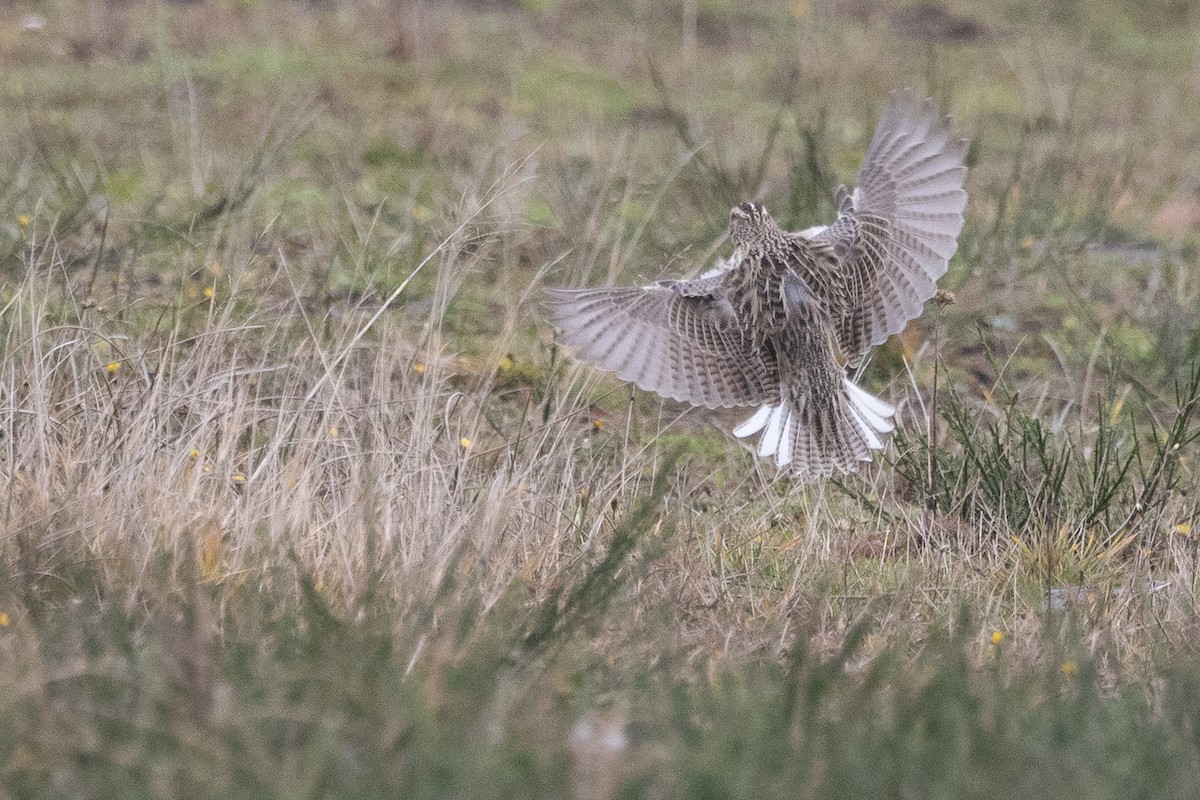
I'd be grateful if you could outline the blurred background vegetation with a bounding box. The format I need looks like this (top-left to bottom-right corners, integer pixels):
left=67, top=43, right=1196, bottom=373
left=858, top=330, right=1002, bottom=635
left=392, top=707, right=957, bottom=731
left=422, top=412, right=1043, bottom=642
left=4, top=0, right=1200, bottom=797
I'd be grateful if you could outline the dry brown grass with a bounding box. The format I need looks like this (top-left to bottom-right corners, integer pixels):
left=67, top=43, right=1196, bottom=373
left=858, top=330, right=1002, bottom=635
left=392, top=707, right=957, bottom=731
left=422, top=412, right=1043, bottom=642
left=5, top=2, right=1200, bottom=795
left=5, top=164, right=1198, bottom=680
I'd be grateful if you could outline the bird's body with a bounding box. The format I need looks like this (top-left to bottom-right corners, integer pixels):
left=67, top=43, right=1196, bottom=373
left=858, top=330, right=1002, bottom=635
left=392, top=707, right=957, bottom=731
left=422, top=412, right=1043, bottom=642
left=548, top=89, right=968, bottom=479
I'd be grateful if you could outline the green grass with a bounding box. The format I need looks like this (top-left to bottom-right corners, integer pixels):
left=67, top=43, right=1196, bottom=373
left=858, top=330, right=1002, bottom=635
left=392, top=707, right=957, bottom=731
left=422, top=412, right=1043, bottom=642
left=7, top=554, right=1200, bottom=799
left=4, top=0, right=1200, bottom=796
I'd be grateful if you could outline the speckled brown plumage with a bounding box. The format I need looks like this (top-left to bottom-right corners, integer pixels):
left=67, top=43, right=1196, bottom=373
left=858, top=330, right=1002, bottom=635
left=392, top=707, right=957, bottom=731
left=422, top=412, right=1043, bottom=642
left=547, top=89, right=968, bottom=479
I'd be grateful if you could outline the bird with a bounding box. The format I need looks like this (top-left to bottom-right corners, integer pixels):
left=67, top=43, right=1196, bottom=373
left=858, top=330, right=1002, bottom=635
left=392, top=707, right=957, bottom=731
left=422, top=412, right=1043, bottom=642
left=546, top=89, right=968, bottom=479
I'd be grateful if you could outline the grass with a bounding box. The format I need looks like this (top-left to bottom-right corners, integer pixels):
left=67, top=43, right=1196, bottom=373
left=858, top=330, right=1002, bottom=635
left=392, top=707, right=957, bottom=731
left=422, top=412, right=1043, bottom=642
left=4, top=0, right=1200, bottom=796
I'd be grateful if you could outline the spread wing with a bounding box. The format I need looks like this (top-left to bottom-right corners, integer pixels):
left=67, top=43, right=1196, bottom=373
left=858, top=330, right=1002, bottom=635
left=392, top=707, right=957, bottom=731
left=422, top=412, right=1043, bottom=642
left=807, top=88, right=968, bottom=365
left=546, top=282, right=778, bottom=409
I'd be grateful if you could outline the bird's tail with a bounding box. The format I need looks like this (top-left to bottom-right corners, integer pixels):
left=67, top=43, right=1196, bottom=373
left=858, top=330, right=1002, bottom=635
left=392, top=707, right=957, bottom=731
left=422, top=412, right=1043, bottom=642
left=732, top=378, right=896, bottom=478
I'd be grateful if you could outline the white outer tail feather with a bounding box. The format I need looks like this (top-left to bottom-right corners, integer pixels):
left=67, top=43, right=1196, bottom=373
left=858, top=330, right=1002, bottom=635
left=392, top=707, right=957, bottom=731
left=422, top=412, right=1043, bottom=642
left=732, top=405, right=772, bottom=438
left=758, top=405, right=787, bottom=459
left=733, top=379, right=896, bottom=471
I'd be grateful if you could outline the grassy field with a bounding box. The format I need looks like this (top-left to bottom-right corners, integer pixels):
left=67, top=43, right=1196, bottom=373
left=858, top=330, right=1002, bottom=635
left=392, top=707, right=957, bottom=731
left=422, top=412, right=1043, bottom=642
left=4, top=0, right=1200, bottom=796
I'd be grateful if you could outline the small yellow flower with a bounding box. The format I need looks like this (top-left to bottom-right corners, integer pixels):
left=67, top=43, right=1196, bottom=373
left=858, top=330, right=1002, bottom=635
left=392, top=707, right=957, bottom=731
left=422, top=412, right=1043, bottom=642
left=231, top=473, right=246, bottom=483
left=203, top=286, right=214, bottom=299
left=329, top=425, right=339, bottom=438
left=1176, top=522, right=1193, bottom=536
left=499, top=356, right=513, bottom=371
left=991, top=630, right=1005, bottom=645
left=106, top=361, right=121, bottom=373
left=414, top=362, right=426, bottom=374
left=0, top=612, right=9, bottom=627
left=190, top=449, right=200, bottom=459
left=592, top=418, right=605, bottom=431
left=460, top=437, right=472, bottom=449
left=17, top=214, right=30, bottom=229
left=1061, top=660, right=1079, bottom=676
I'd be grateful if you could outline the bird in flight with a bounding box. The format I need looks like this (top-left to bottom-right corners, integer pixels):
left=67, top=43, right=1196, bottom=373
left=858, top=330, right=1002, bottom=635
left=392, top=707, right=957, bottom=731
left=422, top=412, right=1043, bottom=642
left=547, top=89, right=968, bottom=479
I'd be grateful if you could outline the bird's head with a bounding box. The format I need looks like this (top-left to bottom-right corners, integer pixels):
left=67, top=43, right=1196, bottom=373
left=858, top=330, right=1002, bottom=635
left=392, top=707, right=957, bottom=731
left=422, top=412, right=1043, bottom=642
left=728, top=201, right=779, bottom=249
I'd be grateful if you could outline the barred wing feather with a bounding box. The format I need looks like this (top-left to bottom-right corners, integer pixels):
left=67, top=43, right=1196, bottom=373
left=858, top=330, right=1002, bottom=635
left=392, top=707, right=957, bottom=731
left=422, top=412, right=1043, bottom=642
left=813, top=88, right=968, bottom=364
left=546, top=286, right=778, bottom=408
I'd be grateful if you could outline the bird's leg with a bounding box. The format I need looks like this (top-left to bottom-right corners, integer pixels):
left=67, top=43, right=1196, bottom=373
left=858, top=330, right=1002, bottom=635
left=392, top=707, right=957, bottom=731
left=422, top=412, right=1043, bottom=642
left=782, top=272, right=809, bottom=311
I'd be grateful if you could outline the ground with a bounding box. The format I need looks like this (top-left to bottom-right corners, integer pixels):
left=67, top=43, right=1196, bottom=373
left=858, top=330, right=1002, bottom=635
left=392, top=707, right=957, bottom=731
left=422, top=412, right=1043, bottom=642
left=3, top=0, right=1200, bottom=797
